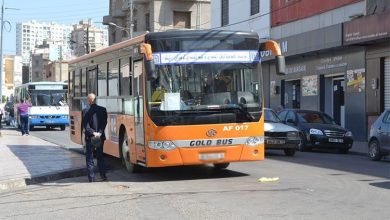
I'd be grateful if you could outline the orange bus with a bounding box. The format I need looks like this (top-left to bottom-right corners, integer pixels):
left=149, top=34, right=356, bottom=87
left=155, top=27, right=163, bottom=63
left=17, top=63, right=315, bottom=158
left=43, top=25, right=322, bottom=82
left=68, top=30, right=285, bottom=172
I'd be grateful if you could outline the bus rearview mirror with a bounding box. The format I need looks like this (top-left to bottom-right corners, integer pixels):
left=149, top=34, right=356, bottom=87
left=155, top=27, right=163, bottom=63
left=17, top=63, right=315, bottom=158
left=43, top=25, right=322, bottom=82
left=276, top=56, right=286, bottom=75
left=145, top=59, right=157, bottom=80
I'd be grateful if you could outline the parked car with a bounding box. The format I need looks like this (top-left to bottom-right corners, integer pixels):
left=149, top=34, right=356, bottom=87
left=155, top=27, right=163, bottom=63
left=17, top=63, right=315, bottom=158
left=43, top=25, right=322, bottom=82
left=368, top=110, right=390, bottom=161
left=264, top=108, right=300, bottom=156
left=278, top=109, right=353, bottom=153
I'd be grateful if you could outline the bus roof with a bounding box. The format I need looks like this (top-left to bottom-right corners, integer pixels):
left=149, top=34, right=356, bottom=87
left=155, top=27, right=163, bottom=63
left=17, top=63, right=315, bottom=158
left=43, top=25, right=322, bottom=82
left=16, top=81, right=67, bottom=87
left=68, top=33, right=147, bottom=65
left=145, top=29, right=259, bottom=40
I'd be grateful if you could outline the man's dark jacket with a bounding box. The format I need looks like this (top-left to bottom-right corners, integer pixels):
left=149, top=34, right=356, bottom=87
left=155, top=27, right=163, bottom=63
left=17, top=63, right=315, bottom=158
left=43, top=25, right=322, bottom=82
left=82, top=104, right=107, bottom=141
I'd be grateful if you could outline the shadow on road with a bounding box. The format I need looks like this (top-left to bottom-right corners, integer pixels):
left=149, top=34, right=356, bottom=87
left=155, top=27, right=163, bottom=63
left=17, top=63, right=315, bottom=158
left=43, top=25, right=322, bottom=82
left=265, top=149, right=390, bottom=179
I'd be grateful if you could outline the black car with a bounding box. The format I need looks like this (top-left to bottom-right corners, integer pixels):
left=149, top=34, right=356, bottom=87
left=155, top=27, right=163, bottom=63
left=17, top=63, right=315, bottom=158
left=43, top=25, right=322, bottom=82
left=278, top=109, right=353, bottom=153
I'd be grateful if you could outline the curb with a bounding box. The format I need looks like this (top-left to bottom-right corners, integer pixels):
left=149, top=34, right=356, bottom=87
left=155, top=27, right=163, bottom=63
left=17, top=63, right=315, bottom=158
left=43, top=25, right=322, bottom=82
left=0, top=168, right=86, bottom=191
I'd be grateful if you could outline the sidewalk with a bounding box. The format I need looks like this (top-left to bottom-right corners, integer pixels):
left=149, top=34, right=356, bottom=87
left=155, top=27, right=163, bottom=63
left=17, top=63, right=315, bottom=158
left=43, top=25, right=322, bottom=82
left=0, top=129, right=86, bottom=191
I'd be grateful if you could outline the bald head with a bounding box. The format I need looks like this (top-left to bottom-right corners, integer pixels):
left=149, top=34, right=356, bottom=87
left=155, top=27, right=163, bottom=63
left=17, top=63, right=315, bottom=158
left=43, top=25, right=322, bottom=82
left=87, top=93, right=96, bottom=105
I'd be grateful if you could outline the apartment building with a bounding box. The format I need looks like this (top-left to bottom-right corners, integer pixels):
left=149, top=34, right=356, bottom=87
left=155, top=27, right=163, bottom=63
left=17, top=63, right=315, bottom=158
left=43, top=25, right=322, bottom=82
left=16, top=21, right=73, bottom=64
left=70, top=20, right=108, bottom=57
left=103, top=0, right=211, bottom=45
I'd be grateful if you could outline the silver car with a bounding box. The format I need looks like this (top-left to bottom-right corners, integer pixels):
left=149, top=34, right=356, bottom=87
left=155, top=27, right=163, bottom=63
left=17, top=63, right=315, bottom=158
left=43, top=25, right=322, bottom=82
left=264, top=108, right=301, bottom=156
left=368, top=110, right=390, bottom=161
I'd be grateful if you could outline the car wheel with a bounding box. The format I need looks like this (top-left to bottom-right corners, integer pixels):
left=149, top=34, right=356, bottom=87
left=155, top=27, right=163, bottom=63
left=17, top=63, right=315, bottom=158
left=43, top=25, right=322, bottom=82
left=368, top=140, right=382, bottom=161
left=297, top=133, right=308, bottom=152
left=213, top=163, right=230, bottom=169
left=284, top=148, right=296, bottom=156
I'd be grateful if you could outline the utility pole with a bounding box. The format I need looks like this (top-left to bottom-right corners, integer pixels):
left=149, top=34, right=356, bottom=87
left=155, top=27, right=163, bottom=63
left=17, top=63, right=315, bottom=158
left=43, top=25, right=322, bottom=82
left=0, top=0, right=4, bottom=102
left=0, top=0, right=19, bottom=102
left=129, top=0, right=133, bottom=39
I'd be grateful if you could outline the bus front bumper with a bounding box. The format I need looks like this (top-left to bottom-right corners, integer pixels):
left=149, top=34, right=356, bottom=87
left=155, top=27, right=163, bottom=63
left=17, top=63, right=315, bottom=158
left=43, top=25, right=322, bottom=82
left=146, top=145, right=264, bottom=167
left=29, top=117, right=69, bottom=126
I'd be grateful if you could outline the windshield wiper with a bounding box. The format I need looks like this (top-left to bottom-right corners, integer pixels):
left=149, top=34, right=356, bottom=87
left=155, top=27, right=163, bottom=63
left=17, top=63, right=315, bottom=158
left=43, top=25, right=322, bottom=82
left=217, top=104, right=255, bottom=122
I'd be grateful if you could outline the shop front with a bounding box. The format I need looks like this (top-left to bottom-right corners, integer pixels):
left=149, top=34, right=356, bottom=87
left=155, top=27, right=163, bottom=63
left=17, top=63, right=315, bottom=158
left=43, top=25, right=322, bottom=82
left=262, top=24, right=367, bottom=141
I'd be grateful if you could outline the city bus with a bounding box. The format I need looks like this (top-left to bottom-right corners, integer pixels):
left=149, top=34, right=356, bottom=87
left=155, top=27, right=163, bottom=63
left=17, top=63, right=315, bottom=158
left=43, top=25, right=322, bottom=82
left=14, top=82, right=69, bottom=130
left=68, top=30, right=285, bottom=172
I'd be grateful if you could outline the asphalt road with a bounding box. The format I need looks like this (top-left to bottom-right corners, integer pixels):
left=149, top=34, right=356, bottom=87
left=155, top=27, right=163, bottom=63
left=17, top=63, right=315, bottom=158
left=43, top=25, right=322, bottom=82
left=1, top=127, right=387, bottom=219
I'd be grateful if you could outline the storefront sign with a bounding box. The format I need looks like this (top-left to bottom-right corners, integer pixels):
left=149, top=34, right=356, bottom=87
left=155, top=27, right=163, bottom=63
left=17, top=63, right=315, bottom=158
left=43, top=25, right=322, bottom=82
left=286, top=65, right=306, bottom=74
left=343, top=12, right=390, bottom=45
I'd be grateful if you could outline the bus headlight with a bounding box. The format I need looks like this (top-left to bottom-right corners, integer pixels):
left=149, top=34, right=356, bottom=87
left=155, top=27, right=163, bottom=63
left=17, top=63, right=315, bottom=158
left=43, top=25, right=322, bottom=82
left=61, top=115, right=68, bottom=119
left=149, top=141, right=177, bottom=150
left=246, top=136, right=264, bottom=146
left=29, top=115, right=39, bottom=119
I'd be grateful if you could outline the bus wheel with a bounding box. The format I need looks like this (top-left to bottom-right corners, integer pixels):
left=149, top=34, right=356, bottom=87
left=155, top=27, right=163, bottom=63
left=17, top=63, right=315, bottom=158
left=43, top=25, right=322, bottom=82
left=121, top=132, right=140, bottom=173
left=29, top=126, right=34, bottom=131
left=60, top=125, right=66, bottom=131
left=213, top=163, right=230, bottom=169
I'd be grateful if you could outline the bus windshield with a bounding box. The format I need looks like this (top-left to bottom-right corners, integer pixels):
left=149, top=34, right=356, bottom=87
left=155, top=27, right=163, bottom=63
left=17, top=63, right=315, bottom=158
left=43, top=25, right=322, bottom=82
left=147, top=56, right=262, bottom=126
left=30, top=90, right=68, bottom=107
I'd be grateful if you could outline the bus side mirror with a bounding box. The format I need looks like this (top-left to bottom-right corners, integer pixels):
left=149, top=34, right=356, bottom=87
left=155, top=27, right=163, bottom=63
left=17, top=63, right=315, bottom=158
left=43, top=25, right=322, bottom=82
left=260, top=40, right=286, bottom=75
left=276, top=55, right=286, bottom=75
left=140, top=43, right=157, bottom=79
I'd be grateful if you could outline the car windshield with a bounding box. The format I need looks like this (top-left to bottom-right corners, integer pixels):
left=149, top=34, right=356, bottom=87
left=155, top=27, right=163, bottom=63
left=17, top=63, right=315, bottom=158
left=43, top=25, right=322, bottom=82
left=264, top=109, right=281, bottom=123
left=297, top=112, right=336, bottom=124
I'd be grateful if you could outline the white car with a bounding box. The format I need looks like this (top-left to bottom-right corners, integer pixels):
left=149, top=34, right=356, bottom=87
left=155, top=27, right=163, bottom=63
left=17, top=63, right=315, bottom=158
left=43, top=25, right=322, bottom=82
left=264, top=108, right=301, bottom=156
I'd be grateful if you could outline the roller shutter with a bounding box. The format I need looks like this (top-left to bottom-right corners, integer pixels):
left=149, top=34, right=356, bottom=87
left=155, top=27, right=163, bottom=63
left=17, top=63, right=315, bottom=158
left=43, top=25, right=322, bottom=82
left=385, top=57, right=390, bottom=110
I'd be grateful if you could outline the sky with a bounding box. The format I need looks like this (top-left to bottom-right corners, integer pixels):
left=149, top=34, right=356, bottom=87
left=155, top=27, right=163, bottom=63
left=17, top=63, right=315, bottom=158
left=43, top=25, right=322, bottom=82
left=2, top=0, right=108, bottom=55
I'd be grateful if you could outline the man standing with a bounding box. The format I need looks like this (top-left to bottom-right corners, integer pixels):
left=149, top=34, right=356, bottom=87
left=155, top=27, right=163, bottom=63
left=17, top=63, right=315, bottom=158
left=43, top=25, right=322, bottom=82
left=0, top=104, right=4, bottom=129
left=82, top=93, right=108, bottom=182
left=17, top=99, right=32, bottom=136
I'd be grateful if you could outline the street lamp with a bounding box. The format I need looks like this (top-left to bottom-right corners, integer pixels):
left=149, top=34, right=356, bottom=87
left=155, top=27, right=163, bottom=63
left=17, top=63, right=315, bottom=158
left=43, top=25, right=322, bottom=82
left=108, top=22, right=132, bottom=39
left=0, top=0, right=19, bottom=102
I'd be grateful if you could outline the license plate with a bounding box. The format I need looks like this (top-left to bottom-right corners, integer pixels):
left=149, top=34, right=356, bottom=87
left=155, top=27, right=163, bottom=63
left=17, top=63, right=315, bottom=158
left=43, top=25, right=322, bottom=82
left=329, top=138, right=343, bottom=143
left=46, top=120, right=54, bottom=124
left=266, top=139, right=286, bottom=144
left=199, top=153, right=225, bottom=160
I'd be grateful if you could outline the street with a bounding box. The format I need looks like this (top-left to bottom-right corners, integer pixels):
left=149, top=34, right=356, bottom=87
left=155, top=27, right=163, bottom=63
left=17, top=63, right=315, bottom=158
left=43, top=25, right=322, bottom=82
left=0, top=127, right=388, bottom=219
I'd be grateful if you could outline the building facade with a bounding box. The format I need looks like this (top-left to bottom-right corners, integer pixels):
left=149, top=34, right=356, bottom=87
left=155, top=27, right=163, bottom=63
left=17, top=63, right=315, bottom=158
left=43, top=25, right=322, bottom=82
left=211, top=0, right=389, bottom=141
left=16, top=21, right=73, bottom=64
left=44, top=61, right=68, bottom=82
left=103, top=0, right=211, bottom=44
left=70, top=20, right=108, bottom=57
left=211, top=0, right=270, bottom=39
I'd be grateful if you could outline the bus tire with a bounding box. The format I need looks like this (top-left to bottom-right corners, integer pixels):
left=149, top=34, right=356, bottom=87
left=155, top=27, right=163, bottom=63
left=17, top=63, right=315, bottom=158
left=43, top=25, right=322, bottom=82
left=60, top=125, right=66, bottom=131
left=120, top=132, right=140, bottom=173
left=29, top=125, right=34, bottom=131
left=213, top=163, right=230, bottom=169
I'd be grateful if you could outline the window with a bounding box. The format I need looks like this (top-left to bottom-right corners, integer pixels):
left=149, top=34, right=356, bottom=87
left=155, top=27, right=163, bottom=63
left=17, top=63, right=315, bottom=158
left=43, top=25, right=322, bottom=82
left=69, top=71, right=74, bottom=96
left=81, top=68, right=87, bottom=97
left=87, top=66, right=98, bottom=95
left=221, top=0, right=229, bottom=26
left=250, top=0, right=259, bottom=15
left=108, top=60, right=119, bottom=96
left=278, top=110, right=287, bottom=121
left=286, top=111, right=296, bottom=123
left=133, top=19, right=138, bottom=32
left=120, top=57, right=132, bottom=96
left=382, top=111, right=390, bottom=123
left=74, top=69, right=81, bottom=97
left=97, top=63, right=107, bottom=96
left=173, top=11, right=191, bottom=29
left=145, top=13, right=150, bottom=31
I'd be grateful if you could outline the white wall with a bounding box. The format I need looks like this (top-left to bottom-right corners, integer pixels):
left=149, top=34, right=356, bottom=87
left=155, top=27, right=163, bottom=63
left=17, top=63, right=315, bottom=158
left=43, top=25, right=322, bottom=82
left=211, top=0, right=270, bottom=39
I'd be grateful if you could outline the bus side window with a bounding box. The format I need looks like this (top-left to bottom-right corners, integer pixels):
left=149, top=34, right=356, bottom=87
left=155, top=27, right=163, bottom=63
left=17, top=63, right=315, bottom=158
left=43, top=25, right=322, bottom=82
left=120, top=57, right=132, bottom=96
